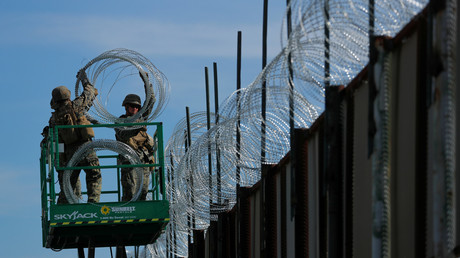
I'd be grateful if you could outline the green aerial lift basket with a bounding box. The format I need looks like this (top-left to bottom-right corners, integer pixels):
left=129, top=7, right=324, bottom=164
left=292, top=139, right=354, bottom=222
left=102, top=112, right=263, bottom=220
left=40, top=122, right=169, bottom=250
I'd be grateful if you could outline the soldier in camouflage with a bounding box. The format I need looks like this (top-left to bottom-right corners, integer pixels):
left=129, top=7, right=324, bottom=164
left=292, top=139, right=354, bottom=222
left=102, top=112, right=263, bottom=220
left=115, top=71, right=156, bottom=201
left=44, top=70, right=102, bottom=203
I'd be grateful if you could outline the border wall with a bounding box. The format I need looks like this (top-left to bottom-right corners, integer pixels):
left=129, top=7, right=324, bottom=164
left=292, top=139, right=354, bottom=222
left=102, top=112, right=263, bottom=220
left=187, top=2, right=460, bottom=257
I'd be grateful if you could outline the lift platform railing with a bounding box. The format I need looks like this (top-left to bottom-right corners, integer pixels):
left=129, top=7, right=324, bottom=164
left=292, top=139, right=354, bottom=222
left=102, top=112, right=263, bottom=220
left=39, top=122, right=170, bottom=249
left=42, top=121, right=166, bottom=203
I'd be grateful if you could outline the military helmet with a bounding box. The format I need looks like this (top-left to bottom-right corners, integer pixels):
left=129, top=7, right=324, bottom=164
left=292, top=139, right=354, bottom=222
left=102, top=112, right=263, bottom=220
left=52, top=86, right=71, bottom=102
left=122, top=94, right=141, bottom=107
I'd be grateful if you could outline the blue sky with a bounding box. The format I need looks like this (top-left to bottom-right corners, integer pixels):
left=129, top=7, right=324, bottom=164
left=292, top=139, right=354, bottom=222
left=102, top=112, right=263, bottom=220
left=0, top=1, right=287, bottom=257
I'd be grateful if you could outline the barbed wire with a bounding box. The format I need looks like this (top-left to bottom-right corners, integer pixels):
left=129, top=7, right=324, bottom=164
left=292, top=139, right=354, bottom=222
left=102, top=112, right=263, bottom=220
left=75, top=48, right=170, bottom=124
left=121, top=0, right=430, bottom=256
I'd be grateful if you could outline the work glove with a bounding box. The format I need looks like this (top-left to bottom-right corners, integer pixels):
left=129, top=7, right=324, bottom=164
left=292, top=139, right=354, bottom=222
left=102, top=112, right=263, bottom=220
left=77, top=69, right=90, bottom=86
left=139, top=69, right=155, bottom=102
left=139, top=69, right=149, bottom=84
left=139, top=69, right=155, bottom=119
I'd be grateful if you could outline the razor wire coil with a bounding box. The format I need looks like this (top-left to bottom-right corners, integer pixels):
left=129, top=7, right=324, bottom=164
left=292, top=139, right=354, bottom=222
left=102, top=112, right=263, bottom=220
left=63, top=139, right=144, bottom=204
left=75, top=48, right=170, bottom=125
left=147, top=0, right=430, bottom=256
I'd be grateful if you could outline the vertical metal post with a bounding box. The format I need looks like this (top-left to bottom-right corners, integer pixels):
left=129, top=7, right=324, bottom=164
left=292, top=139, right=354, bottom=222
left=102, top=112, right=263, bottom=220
left=117, top=163, right=122, bottom=202
left=213, top=62, right=222, bottom=205
left=261, top=0, right=268, bottom=164
left=236, top=30, right=242, bottom=258
left=455, top=0, right=460, bottom=254
left=261, top=2, right=269, bottom=256
left=185, top=106, right=194, bottom=255
left=213, top=61, right=223, bottom=258
left=287, top=0, right=294, bottom=137
left=213, top=62, right=220, bottom=124
left=369, top=0, right=374, bottom=37
left=205, top=67, right=213, bottom=212
left=157, top=123, right=166, bottom=199
left=324, top=0, right=330, bottom=88
left=286, top=0, right=297, bottom=223
left=205, top=67, right=212, bottom=131
left=413, top=16, right=429, bottom=257
left=50, top=127, right=57, bottom=203
left=345, top=89, right=355, bottom=258
left=368, top=0, right=377, bottom=156
left=325, top=86, right=344, bottom=258
left=78, top=247, right=85, bottom=258
left=236, top=31, right=242, bottom=185
left=88, top=246, right=95, bottom=258
left=293, top=128, right=310, bottom=257
left=169, top=150, right=177, bottom=258
left=167, top=168, right=171, bottom=258
left=40, top=142, right=50, bottom=243
left=116, top=246, right=127, bottom=258
left=322, top=2, right=331, bottom=257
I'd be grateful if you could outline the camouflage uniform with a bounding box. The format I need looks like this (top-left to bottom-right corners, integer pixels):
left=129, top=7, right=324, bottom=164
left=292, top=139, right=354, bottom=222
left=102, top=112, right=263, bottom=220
left=115, top=122, right=154, bottom=201
left=115, top=92, right=155, bottom=201
left=47, top=82, right=102, bottom=203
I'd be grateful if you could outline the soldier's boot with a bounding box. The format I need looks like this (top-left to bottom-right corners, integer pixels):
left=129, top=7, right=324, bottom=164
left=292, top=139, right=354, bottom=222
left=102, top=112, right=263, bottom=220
left=57, top=192, right=68, bottom=204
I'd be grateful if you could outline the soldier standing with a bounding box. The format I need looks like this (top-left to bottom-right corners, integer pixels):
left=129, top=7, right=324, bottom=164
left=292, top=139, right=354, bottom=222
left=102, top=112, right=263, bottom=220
left=115, top=71, right=156, bottom=201
left=43, top=70, right=102, bottom=203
